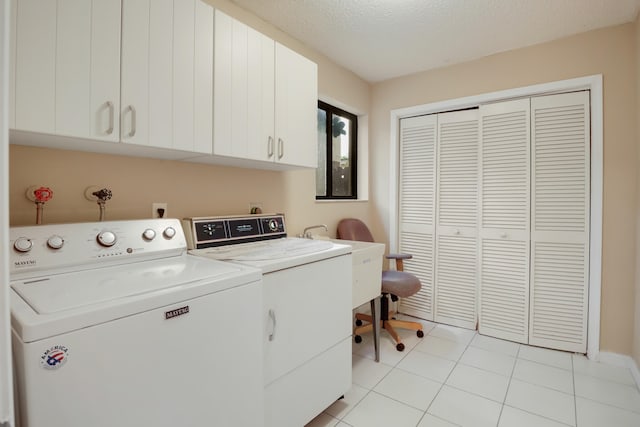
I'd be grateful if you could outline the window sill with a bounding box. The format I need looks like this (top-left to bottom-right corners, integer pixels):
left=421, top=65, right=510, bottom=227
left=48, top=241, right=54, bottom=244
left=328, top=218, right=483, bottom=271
left=315, top=198, right=368, bottom=203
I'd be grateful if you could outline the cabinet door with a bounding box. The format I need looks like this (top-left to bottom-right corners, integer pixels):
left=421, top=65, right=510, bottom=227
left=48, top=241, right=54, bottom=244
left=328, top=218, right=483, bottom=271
left=213, top=11, right=274, bottom=161
left=13, top=0, right=56, bottom=133
left=263, top=255, right=351, bottom=386
left=398, top=114, right=437, bottom=321
left=122, top=0, right=212, bottom=152
left=274, top=43, right=318, bottom=167
left=434, top=109, right=479, bottom=329
left=121, top=0, right=151, bottom=145
left=529, top=91, right=590, bottom=353
left=212, top=10, right=233, bottom=156
left=478, top=99, right=531, bottom=343
left=193, top=0, right=214, bottom=154
left=247, top=26, right=275, bottom=162
left=13, top=0, right=120, bottom=140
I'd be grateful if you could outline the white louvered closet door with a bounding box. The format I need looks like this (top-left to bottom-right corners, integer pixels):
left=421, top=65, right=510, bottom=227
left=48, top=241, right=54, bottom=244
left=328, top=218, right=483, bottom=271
left=530, top=91, right=590, bottom=353
left=398, top=114, right=437, bottom=320
left=478, top=99, right=531, bottom=343
left=434, top=109, right=480, bottom=329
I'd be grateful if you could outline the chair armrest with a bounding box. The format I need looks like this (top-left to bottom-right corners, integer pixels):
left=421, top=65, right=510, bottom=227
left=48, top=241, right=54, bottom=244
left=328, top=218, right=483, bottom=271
left=385, top=253, right=412, bottom=271
left=385, top=253, right=413, bottom=260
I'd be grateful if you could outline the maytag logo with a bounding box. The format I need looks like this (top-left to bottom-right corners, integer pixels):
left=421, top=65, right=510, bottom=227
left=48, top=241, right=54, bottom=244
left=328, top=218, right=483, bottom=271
left=165, top=306, right=189, bottom=320
left=14, top=259, right=36, bottom=268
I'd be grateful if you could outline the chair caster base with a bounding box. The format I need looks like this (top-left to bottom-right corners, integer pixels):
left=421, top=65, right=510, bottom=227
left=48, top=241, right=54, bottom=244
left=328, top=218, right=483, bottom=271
left=396, top=343, right=405, bottom=352
left=354, top=335, right=362, bottom=344
left=417, top=330, right=424, bottom=338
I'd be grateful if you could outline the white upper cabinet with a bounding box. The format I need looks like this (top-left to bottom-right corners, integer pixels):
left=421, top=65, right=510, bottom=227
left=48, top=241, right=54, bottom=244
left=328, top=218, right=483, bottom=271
left=213, top=11, right=274, bottom=161
left=10, top=2, right=317, bottom=167
left=121, top=0, right=213, bottom=153
left=274, top=43, right=317, bottom=168
left=12, top=0, right=121, bottom=142
left=213, top=11, right=317, bottom=168
left=11, top=0, right=212, bottom=156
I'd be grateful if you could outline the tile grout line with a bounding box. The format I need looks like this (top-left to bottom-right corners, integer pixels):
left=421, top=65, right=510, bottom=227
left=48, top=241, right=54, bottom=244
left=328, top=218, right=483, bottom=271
left=404, top=322, right=451, bottom=427
left=412, top=327, right=477, bottom=426
left=572, top=354, right=579, bottom=427
left=339, top=328, right=424, bottom=425
left=494, top=343, right=522, bottom=427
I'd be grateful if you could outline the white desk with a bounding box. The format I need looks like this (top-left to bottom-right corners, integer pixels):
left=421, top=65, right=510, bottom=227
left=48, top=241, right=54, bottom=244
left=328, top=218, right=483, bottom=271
left=332, top=239, right=385, bottom=362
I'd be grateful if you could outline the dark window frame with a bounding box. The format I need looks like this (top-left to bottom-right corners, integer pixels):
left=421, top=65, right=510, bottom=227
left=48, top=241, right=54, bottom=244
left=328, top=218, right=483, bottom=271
left=316, top=101, right=358, bottom=200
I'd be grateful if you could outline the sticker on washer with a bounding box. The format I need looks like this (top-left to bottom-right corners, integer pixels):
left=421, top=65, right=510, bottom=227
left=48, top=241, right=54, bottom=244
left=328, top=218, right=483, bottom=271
left=40, top=345, right=69, bottom=370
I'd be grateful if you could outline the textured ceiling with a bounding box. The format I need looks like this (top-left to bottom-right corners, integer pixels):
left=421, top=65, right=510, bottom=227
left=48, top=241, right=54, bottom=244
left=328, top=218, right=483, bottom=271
left=230, top=0, right=640, bottom=82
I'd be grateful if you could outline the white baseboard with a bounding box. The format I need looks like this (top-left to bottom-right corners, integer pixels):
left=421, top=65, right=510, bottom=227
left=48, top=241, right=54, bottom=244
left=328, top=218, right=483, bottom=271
left=599, top=351, right=640, bottom=389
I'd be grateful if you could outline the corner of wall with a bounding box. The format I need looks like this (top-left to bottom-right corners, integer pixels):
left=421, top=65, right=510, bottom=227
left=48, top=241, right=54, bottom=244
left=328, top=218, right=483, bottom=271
left=633, top=10, right=640, bottom=370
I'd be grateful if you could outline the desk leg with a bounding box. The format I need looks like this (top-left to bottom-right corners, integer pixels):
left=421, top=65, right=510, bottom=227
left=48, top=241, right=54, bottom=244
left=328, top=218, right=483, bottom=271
left=370, top=296, right=381, bottom=362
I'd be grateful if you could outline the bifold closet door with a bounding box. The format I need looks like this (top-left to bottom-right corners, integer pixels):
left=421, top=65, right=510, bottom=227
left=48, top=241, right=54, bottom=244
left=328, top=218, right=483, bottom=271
left=529, top=91, right=590, bottom=353
left=478, top=99, right=531, bottom=343
left=398, top=114, right=437, bottom=320
left=434, top=109, right=479, bottom=329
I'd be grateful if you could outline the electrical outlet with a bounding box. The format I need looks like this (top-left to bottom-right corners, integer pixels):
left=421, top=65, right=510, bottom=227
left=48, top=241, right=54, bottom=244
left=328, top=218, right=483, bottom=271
left=152, top=203, right=168, bottom=219
left=249, top=202, right=263, bottom=214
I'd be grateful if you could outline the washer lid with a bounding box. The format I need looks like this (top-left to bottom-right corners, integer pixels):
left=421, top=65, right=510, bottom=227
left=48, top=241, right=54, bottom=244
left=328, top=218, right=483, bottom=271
left=11, top=255, right=250, bottom=314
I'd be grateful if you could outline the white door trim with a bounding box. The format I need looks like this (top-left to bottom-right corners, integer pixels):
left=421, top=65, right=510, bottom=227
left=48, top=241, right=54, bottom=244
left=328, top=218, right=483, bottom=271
left=1, top=0, right=14, bottom=424
left=389, top=74, right=603, bottom=360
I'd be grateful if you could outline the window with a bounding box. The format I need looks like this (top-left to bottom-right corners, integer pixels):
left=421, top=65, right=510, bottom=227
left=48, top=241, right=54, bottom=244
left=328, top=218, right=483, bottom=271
left=316, top=101, right=358, bottom=199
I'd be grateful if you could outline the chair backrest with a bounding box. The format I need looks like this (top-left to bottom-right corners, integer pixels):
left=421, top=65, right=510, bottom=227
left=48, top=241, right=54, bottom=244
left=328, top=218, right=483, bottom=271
left=337, top=218, right=375, bottom=243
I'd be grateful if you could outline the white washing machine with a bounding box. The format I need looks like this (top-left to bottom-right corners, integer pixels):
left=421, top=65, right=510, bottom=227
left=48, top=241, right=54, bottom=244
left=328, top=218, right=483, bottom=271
left=183, top=214, right=353, bottom=427
left=9, top=219, right=264, bottom=427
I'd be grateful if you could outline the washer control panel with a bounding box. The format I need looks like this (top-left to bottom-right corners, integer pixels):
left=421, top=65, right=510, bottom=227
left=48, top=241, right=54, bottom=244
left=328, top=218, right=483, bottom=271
left=9, top=219, right=186, bottom=279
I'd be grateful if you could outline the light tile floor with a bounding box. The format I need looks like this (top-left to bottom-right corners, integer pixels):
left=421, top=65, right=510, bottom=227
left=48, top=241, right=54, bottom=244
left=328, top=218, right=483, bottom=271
left=306, top=316, right=640, bottom=427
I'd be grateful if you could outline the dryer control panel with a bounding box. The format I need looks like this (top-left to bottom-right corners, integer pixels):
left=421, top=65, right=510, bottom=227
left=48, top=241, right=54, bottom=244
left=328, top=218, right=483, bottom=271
left=183, top=214, right=286, bottom=249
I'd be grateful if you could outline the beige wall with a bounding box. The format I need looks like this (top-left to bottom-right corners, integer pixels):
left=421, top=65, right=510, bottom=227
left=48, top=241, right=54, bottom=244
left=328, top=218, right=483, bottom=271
left=9, top=0, right=372, bottom=238
left=370, top=24, right=638, bottom=355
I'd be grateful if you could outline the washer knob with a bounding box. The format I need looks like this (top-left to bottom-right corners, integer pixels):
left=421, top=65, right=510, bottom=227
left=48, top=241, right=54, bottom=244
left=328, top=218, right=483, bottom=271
left=47, top=235, right=64, bottom=249
left=14, top=237, right=33, bottom=253
left=97, top=231, right=117, bottom=247
left=142, top=229, right=156, bottom=241
left=163, top=227, right=176, bottom=239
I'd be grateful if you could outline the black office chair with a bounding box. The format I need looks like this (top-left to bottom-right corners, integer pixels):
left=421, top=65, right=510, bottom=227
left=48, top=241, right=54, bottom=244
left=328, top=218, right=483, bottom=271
left=337, top=218, right=424, bottom=351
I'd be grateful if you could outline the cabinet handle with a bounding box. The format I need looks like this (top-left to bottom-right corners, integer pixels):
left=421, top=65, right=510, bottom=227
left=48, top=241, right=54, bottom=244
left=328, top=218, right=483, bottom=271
left=277, top=138, right=284, bottom=159
left=127, top=105, right=136, bottom=137
left=105, top=101, right=114, bottom=135
left=267, top=136, right=274, bottom=158
left=268, top=309, right=276, bottom=341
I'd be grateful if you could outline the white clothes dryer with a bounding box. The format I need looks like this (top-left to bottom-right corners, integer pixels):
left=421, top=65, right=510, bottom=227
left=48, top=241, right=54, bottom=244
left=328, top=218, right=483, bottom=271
left=183, top=214, right=353, bottom=427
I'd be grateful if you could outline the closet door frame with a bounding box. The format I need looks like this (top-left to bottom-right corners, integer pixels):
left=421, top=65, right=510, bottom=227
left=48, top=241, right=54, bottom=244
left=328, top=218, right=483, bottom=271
left=389, top=75, right=603, bottom=360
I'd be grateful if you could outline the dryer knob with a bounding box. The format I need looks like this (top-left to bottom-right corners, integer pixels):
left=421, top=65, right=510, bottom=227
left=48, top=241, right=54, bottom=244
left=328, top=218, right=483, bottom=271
left=142, top=229, right=156, bottom=241
left=163, top=227, right=176, bottom=239
left=14, top=237, right=33, bottom=253
left=97, top=231, right=117, bottom=247
left=47, top=235, right=64, bottom=249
